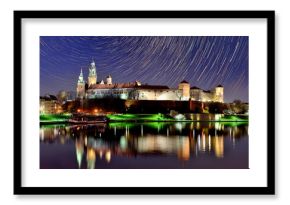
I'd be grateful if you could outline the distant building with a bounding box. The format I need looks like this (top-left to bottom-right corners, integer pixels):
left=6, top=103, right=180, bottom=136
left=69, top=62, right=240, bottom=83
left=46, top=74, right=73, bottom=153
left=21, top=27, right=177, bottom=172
left=40, top=95, right=63, bottom=114
left=190, top=84, right=224, bottom=103
left=76, top=60, right=224, bottom=103
left=57, top=90, right=76, bottom=103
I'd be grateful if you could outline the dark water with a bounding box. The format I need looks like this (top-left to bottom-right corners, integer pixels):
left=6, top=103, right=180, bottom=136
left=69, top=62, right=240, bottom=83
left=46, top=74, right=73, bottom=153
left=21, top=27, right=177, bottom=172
left=40, top=122, right=248, bottom=169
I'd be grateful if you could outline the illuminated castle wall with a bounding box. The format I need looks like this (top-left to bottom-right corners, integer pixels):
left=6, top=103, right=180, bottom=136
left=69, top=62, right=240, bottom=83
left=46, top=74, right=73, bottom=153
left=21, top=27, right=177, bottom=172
left=76, top=60, right=224, bottom=103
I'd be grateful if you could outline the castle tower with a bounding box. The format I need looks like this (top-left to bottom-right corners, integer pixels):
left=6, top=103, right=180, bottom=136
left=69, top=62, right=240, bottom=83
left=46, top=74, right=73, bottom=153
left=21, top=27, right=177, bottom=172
left=106, top=75, right=112, bottom=85
left=76, top=68, right=85, bottom=99
left=178, top=80, right=190, bottom=100
left=213, top=85, right=224, bottom=103
left=88, top=60, right=97, bottom=87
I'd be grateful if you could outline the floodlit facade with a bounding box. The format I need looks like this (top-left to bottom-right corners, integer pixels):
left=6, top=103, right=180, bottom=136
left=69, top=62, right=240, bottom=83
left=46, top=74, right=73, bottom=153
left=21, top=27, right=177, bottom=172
left=76, top=68, right=85, bottom=99
left=40, top=95, right=63, bottom=114
left=76, top=60, right=224, bottom=103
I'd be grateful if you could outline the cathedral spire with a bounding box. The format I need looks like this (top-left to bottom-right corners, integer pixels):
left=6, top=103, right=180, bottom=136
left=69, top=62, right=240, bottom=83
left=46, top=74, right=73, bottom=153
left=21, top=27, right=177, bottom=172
left=77, top=68, right=85, bottom=99
left=78, top=68, right=84, bottom=83
left=91, top=58, right=95, bottom=67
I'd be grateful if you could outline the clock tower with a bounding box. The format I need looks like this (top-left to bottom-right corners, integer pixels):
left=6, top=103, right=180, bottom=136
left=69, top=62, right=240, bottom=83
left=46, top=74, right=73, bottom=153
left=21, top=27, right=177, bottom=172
left=88, top=60, right=97, bottom=87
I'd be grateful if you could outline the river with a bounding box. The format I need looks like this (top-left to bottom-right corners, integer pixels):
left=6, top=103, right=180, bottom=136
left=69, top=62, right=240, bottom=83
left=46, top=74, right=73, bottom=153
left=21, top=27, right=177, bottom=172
left=40, top=121, right=248, bottom=169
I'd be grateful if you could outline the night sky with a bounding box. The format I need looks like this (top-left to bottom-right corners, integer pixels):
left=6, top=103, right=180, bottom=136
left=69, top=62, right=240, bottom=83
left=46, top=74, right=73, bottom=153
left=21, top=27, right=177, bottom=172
left=40, top=36, right=248, bottom=103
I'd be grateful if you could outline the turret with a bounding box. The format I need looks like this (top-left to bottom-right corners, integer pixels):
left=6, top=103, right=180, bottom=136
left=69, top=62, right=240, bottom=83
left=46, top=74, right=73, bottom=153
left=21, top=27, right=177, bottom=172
left=106, top=75, right=112, bottom=85
left=213, top=85, right=224, bottom=103
left=178, top=80, right=190, bottom=100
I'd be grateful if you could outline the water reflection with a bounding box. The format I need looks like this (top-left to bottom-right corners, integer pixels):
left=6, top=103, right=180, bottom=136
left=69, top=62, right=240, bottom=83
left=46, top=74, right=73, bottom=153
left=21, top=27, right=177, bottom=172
left=40, top=122, right=248, bottom=169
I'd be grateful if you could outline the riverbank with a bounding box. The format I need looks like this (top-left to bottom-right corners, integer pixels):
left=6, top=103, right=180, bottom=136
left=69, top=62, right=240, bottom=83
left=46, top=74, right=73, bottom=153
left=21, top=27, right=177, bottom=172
left=40, top=113, right=72, bottom=124
left=106, top=113, right=174, bottom=121
left=40, top=113, right=248, bottom=124
left=107, top=113, right=248, bottom=122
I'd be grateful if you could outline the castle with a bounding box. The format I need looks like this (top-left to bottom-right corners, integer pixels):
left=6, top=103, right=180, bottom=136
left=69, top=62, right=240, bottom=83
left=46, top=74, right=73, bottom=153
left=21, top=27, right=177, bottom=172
left=77, top=60, right=224, bottom=103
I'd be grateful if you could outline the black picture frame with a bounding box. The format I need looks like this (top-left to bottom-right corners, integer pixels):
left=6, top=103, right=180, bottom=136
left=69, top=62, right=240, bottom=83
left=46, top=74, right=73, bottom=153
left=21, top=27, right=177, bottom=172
left=14, top=10, right=275, bottom=195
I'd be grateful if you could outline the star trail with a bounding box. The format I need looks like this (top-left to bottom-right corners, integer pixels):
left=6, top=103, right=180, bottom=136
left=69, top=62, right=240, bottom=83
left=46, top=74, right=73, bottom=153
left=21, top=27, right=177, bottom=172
left=40, top=36, right=248, bottom=102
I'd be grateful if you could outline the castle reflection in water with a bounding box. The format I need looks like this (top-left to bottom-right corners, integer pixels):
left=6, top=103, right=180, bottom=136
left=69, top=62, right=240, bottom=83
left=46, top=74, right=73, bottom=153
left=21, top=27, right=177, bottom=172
left=40, top=122, right=248, bottom=169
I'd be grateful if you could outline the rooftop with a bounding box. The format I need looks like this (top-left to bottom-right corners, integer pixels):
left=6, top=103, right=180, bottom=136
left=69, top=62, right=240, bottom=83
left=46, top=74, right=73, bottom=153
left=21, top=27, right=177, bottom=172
left=180, top=80, right=189, bottom=84
left=40, top=95, right=58, bottom=101
left=89, top=82, right=169, bottom=90
left=190, top=86, right=200, bottom=90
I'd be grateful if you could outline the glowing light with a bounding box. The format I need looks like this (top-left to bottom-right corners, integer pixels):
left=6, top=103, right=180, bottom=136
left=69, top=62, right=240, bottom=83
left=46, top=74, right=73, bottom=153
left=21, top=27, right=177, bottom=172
left=75, top=140, right=84, bottom=168
left=198, top=134, right=201, bottom=150
left=87, top=148, right=96, bottom=169
left=177, top=138, right=190, bottom=161
left=40, top=129, right=44, bottom=141
left=174, top=114, right=186, bottom=120
left=208, top=134, right=211, bottom=151
left=105, top=151, right=111, bottom=163
left=120, top=136, right=127, bottom=150
left=214, top=136, right=224, bottom=158
left=196, top=114, right=200, bottom=121
left=84, top=137, right=87, bottom=146
left=202, top=134, right=206, bottom=151
left=175, top=123, right=183, bottom=132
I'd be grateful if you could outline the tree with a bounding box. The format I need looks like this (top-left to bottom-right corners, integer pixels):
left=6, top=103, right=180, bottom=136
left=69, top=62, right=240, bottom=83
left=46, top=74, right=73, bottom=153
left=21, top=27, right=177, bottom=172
left=230, top=99, right=248, bottom=114
left=208, top=102, right=225, bottom=114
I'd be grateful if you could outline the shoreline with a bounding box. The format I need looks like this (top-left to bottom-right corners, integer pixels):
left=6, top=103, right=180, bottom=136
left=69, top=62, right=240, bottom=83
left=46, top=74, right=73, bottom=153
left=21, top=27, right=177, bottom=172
left=40, top=119, right=248, bottom=125
left=40, top=113, right=248, bottom=125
